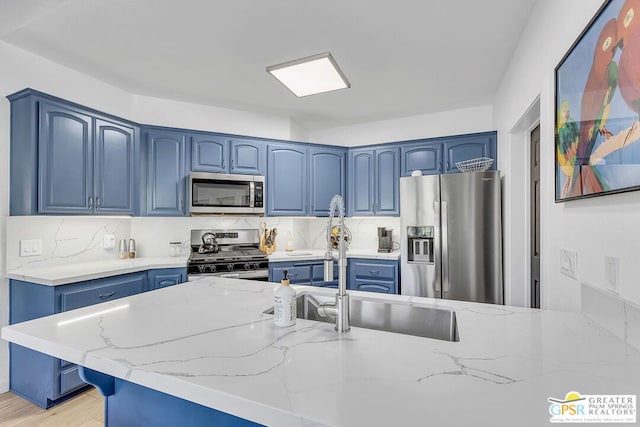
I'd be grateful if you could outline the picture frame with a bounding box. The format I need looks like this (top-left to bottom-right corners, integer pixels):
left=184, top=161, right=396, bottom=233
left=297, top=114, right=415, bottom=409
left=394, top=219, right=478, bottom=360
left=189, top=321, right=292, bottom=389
left=555, top=0, right=640, bottom=201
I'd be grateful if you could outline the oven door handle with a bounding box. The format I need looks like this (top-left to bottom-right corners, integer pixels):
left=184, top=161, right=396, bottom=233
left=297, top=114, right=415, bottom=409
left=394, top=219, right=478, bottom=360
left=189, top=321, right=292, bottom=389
left=218, top=273, right=241, bottom=279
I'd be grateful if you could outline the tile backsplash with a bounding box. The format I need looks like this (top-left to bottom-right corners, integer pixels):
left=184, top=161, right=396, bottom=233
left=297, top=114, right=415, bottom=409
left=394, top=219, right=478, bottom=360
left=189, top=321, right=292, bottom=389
left=5, top=215, right=401, bottom=269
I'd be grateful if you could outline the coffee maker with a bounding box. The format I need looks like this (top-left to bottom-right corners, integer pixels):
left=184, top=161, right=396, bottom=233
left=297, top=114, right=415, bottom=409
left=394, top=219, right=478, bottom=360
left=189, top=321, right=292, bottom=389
left=377, top=227, right=394, bottom=253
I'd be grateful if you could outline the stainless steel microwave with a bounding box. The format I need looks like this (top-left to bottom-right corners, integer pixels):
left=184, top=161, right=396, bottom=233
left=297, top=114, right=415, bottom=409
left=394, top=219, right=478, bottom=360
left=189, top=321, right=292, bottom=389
left=189, top=172, right=264, bottom=215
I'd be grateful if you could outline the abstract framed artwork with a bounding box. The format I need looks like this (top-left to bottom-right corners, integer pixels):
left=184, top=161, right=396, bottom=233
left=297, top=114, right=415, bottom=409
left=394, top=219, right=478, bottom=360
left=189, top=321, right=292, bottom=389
left=555, top=0, right=640, bottom=201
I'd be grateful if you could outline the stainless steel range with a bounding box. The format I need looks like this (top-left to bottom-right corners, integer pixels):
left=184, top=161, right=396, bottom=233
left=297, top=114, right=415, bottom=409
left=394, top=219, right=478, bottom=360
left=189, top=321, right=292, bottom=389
left=187, top=229, right=269, bottom=280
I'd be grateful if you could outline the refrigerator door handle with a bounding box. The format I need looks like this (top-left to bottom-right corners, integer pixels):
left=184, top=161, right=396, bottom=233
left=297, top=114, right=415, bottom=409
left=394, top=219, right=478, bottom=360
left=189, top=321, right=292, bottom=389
left=441, top=201, right=449, bottom=293
left=434, top=201, right=441, bottom=292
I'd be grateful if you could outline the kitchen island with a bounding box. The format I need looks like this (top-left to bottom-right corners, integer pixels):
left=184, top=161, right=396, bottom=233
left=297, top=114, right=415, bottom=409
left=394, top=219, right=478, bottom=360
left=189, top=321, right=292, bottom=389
left=2, top=277, right=639, bottom=426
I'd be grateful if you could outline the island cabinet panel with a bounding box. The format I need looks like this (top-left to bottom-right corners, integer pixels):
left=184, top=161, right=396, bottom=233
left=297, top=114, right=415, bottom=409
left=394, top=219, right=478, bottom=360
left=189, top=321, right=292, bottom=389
left=266, top=143, right=308, bottom=216
left=148, top=268, right=187, bottom=290
left=347, top=258, right=399, bottom=294
left=9, top=271, right=150, bottom=408
left=8, top=90, right=139, bottom=216
left=146, top=130, right=189, bottom=216
left=348, top=147, right=400, bottom=216
left=192, top=136, right=265, bottom=175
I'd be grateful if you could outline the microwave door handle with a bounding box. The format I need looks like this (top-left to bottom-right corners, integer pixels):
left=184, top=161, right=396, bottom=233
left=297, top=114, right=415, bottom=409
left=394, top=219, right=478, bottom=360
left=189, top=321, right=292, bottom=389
left=250, top=181, right=255, bottom=207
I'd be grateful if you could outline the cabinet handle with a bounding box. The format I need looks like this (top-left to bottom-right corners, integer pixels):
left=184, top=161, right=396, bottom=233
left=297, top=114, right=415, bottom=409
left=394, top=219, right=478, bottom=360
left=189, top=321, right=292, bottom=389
left=88, top=197, right=93, bottom=210
left=369, top=270, right=380, bottom=276
left=231, top=159, right=235, bottom=169
left=99, top=291, right=116, bottom=300
left=96, top=197, right=101, bottom=208
left=439, top=161, right=442, bottom=171
left=446, top=161, right=450, bottom=170
left=289, top=273, right=298, bottom=278
left=159, top=280, right=174, bottom=286
left=180, top=199, right=184, bottom=212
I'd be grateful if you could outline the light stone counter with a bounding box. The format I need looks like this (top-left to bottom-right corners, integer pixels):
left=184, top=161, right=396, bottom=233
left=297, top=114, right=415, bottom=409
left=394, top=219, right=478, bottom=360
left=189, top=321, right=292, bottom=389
left=2, top=277, right=640, bottom=426
left=269, top=249, right=400, bottom=262
left=5, top=257, right=189, bottom=286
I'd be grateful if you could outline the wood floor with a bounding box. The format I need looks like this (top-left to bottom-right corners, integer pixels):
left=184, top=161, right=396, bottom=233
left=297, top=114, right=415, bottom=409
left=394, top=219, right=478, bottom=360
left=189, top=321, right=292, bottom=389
left=0, top=388, right=103, bottom=427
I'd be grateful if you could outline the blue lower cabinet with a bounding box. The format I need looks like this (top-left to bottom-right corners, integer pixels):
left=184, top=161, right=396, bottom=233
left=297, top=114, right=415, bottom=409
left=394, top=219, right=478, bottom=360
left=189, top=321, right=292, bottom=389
left=148, top=268, right=187, bottom=290
left=269, top=260, right=337, bottom=287
left=80, top=368, right=263, bottom=426
left=348, top=258, right=399, bottom=294
left=8, top=268, right=183, bottom=409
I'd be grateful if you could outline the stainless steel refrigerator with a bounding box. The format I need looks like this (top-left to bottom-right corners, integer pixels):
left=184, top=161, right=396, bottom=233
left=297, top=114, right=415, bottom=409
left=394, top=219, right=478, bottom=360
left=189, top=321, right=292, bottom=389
left=400, top=171, right=503, bottom=304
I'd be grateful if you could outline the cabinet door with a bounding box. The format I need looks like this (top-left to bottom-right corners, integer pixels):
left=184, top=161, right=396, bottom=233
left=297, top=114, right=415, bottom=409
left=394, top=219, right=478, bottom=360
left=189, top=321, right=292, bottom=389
left=38, top=102, right=93, bottom=213
left=443, top=133, right=496, bottom=173
left=148, top=268, right=186, bottom=290
left=348, top=149, right=375, bottom=216
left=375, top=148, right=400, bottom=215
left=229, top=139, right=265, bottom=175
left=147, top=131, right=187, bottom=216
left=61, top=272, right=147, bottom=311
left=270, top=264, right=311, bottom=284
left=401, top=143, right=443, bottom=176
left=267, top=144, right=308, bottom=216
left=309, top=147, right=346, bottom=216
left=192, top=135, right=227, bottom=173
left=94, top=119, right=136, bottom=214
left=348, top=258, right=399, bottom=294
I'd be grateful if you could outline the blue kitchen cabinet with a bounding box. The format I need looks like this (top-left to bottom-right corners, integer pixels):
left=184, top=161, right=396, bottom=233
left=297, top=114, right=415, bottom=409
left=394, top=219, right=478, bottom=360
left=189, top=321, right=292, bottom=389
left=192, top=136, right=265, bottom=175
left=148, top=268, right=187, bottom=290
left=269, top=260, right=337, bottom=287
left=309, top=147, right=346, bottom=216
left=348, top=147, right=400, bottom=216
left=146, top=130, right=189, bottom=216
left=8, top=90, right=139, bottom=216
left=9, top=271, right=148, bottom=408
left=400, top=143, right=443, bottom=176
left=267, top=143, right=308, bottom=216
left=443, top=132, right=496, bottom=173
left=191, top=135, right=227, bottom=173
left=347, top=258, right=399, bottom=294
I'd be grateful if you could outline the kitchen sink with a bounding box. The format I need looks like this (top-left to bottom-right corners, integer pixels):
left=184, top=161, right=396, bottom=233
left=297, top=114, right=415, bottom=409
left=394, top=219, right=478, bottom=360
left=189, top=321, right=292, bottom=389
left=265, top=292, right=459, bottom=342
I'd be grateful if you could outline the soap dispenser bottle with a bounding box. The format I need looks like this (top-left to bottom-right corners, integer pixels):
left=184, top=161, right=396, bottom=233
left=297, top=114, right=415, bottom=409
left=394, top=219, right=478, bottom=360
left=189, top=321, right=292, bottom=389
left=273, top=270, right=296, bottom=327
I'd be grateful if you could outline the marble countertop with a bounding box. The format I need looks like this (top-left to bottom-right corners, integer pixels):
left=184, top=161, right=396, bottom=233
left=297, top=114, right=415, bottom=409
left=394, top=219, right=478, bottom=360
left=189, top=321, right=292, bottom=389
left=3, top=277, right=639, bottom=426
left=269, top=249, right=400, bottom=262
left=5, top=256, right=189, bottom=286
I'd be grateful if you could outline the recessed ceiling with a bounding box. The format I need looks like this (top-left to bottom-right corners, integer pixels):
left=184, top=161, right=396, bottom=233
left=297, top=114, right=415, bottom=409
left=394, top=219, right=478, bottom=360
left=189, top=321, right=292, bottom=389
left=1, top=0, right=536, bottom=130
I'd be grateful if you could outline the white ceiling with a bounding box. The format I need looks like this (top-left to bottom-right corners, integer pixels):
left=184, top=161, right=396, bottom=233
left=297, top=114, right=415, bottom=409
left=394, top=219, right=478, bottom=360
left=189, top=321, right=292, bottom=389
left=1, top=0, right=536, bottom=130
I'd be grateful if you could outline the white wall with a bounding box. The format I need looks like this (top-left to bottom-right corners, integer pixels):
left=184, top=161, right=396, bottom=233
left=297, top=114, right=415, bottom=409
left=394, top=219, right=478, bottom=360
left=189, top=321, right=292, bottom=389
left=309, top=105, right=493, bottom=146
left=494, top=0, right=640, bottom=311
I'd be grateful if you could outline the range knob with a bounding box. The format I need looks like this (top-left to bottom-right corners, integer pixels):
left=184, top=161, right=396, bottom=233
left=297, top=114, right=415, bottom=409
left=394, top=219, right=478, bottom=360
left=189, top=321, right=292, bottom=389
left=208, top=265, right=216, bottom=273
left=227, top=264, right=234, bottom=271
left=253, top=262, right=261, bottom=269
left=198, top=265, right=206, bottom=273
left=244, top=263, right=251, bottom=270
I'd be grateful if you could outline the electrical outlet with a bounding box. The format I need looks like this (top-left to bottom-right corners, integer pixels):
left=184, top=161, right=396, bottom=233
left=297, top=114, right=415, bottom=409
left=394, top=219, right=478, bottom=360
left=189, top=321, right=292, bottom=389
left=20, top=239, right=43, bottom=257
left=560, top=248, right=577, bottom=278
left=605, top=256, right=619, bottom=294
left=103, top=234, right=116, bottom=249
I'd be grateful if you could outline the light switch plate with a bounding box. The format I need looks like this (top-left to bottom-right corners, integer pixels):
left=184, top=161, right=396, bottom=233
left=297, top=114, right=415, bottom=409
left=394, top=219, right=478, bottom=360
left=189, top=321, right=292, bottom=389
left=103, top=234, right=116, bottom=249
left=20, top=239, right=43, bottom=257
left=604, top=255, right=619, bottom=293
left=560, top=248, right=577, bottom=278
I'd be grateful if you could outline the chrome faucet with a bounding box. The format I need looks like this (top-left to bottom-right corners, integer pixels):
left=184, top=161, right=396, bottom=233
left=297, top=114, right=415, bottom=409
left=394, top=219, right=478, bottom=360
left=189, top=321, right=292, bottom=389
left=320, top=195, right=350, bottom=333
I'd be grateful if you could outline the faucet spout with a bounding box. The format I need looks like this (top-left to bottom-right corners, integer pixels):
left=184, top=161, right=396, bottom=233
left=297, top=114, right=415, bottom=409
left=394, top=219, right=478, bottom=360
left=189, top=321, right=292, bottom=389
left=322, top=195, right=350, bottom=333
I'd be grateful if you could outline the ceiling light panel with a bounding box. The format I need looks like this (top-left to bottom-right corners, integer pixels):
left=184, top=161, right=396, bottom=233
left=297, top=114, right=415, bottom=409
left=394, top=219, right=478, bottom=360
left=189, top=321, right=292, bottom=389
left=267, top=52, right=350, bottom=97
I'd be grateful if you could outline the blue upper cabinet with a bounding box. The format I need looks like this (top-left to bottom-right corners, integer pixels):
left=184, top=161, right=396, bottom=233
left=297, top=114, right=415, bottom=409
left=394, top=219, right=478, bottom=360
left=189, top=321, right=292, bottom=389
left=36, top=100, right=137, bottom=215
left=309, top=147, right=346, bottom=216
left=401, top=143, right=443, bottom=176
left=229, top=138, right=265, bottom=175
left=94, top=119, right=136, bottom=214
left=191, top=135, right=227, bottom=173
left=191, top=135, right=265, bottom=175
left=443, top=132, right=496, bottom=173
left=267, top=143, right=308, bottom=216
left=348, top=147, right=399, bottom=216
left=146, top=130, right=188, bottom=216
left=38, top=102, right=94, bottom=213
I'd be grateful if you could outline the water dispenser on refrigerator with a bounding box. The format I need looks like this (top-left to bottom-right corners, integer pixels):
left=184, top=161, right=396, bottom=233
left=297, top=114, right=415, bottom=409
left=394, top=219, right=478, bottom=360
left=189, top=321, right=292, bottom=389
left=406, top=226, right=434, bottom=263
